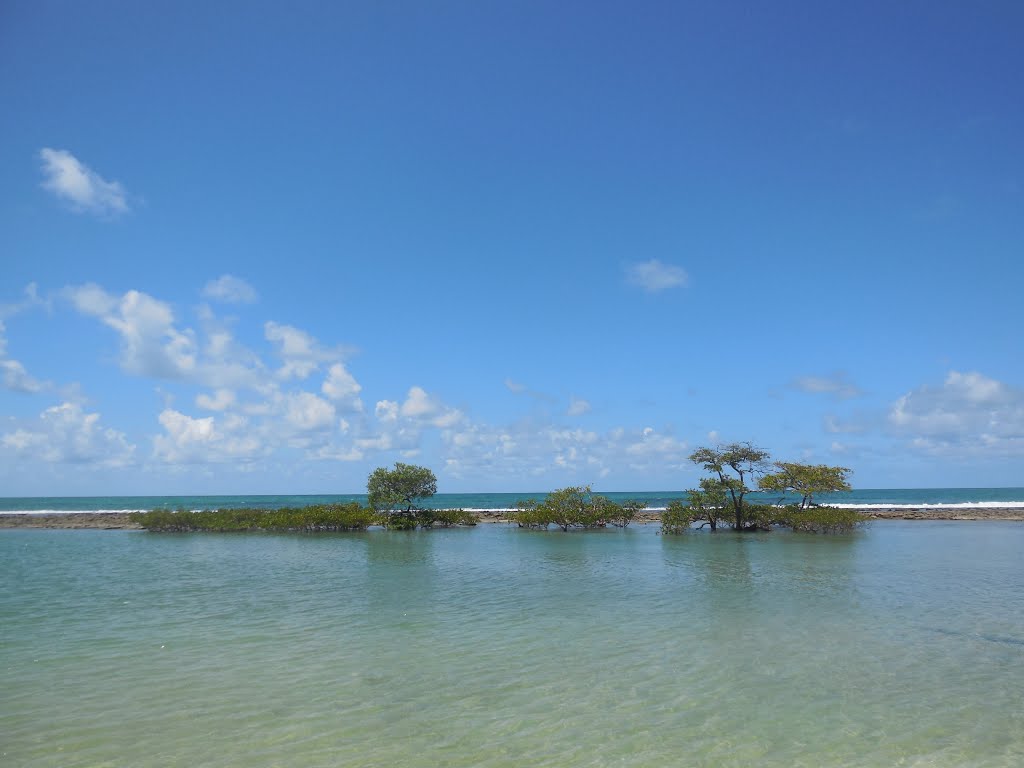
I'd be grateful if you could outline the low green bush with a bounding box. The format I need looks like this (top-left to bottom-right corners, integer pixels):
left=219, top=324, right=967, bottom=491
left=594, top=497, right=645, bottom=528
left=377, top=508, right=477, bottom=529
left=739, top=504, right=781, bottom=531
left=376, top=507, right=478, bottom=529
left=508, top=487, right=625, bottom=531
left=430, top=508, right=478, bottom=527
left=131, top=503, right=376, bottom=532
left=777, top=505, right=865, bottom=533
left=508, top=500, right=550, bottom=529
left=661, top=500, right=695, bottom=534
left=379, top=512, right=419, bottom=530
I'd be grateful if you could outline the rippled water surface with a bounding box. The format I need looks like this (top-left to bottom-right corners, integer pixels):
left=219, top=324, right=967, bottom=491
left=3, top=522, right=1023, bottom=767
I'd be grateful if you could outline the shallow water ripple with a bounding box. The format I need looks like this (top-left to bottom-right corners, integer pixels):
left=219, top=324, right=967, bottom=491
left=2, top=523, right=1023, bottom=767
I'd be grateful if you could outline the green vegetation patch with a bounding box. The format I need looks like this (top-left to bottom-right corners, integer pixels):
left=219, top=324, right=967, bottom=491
left=508, top=487, right=645, bottom=531
left=776, top=505, right=866, bottom=534
left=131, top=502, right=481, bottom=533
left=131, top=503, right=378, bottom=532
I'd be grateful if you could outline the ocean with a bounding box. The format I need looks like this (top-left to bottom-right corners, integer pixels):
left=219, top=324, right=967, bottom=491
left=3, top=487, right=1024, bottom=513
left=2, top=521, right=1022, bottom=766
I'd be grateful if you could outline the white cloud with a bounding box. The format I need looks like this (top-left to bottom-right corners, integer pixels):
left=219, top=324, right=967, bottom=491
left=356, top=433, right=395, bottom=452
left=322, top=362, right=363, bottom=411
left=625, top=427, right=688, bottom=460
left=66, top=284, right=268, bottom=391
left=202, top=275, right=258, bottom=304
left=1, top=359, right=44, bottom=393
left=399, top=386, right=464, bottom=428
left=625, top=259, right=688, bottom=293
left=196, top=388, right=236, bottom=411
left=153, top=409, right=264, bottom=463
left=65, top=285, right=197, bottom=379
left=65, top=282, right=118, bottom=316
left=504, top=378, right=526, bottom=393
left=1, top=285, right=50, bottom=393
left=312, top=444, right=364, bottom=462
left=889, top=371, right=1024, bottom=456
left=440, top=420, right=688, bottom=482
left=47, top=280, right=720, bottom=480
left=39, top=148, right=129, bottom=217
left=375, top=400, right=399, bottom=422
left=265, top=321, right=348, bottom=380
left=567, top=396, right=591, bottom=416
left=793, top=372, right=862, bottom=399
left=2, top=402, right=134, bottom=466
left=400, top=386, right=436, bottom=418
left=283, top=392, right=336, bottom=432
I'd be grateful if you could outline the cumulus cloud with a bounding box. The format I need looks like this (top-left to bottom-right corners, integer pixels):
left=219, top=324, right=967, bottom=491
left=316, top=386, right=468, bottom=465
left=283, top=391, right=336, bottom=432
left=44, top=281, right=375, bottom=468
left=265, top=321, right=349, bottom=380
left=311, top=444, right=365, bottom=462
left=49, top=279, right=713, bottom=479
left=793, top=372, right=862, bottom=399
left=65, top=284, right=269, bottom=391
left=625, top=259, right=688, bottom=293
left=196, top=388, right=236, bottom=411
left=625, top=426, right=688, bottom=460
left=322, top=362, right=363, bottom=411
left=65, top=284, right=197, bottom=379
left=2, top=402, right=135, bottom=466
left=440, top=420, right=688, bottom=481
left=399, top=386, right=464, bottom=428
left=39, top=148, right=129, bottom=217
left=375, top=399, right=399, bottom=423
left=0, top=285, right=49, bottom=393
left=1, top=359, right=44, bottom=393
left=153, top=409, right=264, bottom=463
left=889, top=371, right=1024, bottom=456
left=202, top=275, right=258, bottom=304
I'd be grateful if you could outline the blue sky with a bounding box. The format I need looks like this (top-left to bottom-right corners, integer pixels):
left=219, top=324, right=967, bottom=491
left=1, top=1, right=1022, bottom=494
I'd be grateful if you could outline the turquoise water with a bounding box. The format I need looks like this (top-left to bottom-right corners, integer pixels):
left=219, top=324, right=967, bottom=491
left=2, top=522, right=1023, bottom=766
left=3, top=487, right=1024, bottom=513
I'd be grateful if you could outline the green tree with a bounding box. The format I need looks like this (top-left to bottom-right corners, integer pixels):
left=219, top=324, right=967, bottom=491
left=541, top=486, right=599, bottom=531
left=598, top=497, right=645, bottom=528
left=687, top=477, right=731, bottom=531
left=688, top=442, right=770, bottom=530
left=758, top=462, right=852, bottom=508
left=661, top=500, right=695, bottom=534
left=367, top=463, right=437, bottom=523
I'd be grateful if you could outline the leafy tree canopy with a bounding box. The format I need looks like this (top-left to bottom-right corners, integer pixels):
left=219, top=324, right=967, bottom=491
left=758, top=462, right=852, bottom=508
left=367, top=463, right=437, bottom=514
left=688, top=442, right=771, bottom=530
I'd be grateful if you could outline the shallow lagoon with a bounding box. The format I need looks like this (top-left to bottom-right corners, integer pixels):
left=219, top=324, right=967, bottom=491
left=3, top=521, right=1022, bottom=767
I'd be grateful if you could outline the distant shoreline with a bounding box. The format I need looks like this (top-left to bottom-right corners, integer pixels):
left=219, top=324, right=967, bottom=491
left=3, top=507, right=1024, bottom=529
